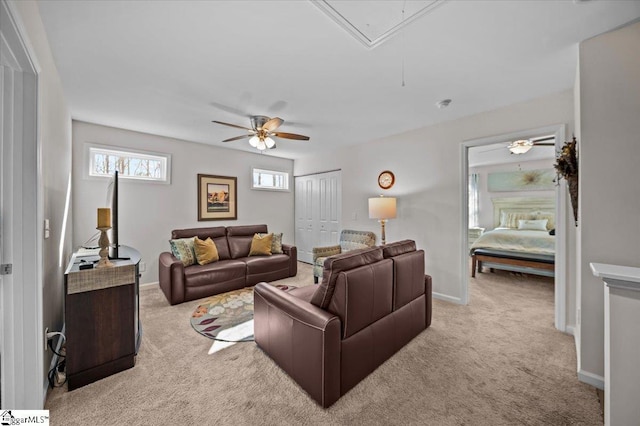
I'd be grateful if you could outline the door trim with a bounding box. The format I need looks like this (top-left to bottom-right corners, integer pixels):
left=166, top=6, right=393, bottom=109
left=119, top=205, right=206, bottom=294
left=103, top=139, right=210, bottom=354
left=460, top=124, right=568, bottom=332
left=1, top=0, right=43, bottom=408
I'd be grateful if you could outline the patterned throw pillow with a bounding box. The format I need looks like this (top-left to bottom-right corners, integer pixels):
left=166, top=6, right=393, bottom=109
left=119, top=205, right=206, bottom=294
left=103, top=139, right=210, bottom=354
left=249, top=233, right=273, bottom=256
left=258, top=232, right=283, bottom=254
left=169, top=237, right=196, bottom=266
left=194, top=237, right=219, bottom=265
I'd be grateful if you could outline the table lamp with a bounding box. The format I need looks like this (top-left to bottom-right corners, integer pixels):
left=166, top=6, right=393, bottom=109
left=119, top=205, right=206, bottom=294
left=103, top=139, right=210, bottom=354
left=368, top=196, right=397, bottom=245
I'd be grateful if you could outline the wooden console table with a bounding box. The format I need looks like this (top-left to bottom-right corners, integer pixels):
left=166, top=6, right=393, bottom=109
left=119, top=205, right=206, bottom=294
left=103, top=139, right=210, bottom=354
left=64, top=246, right=141, bottom=390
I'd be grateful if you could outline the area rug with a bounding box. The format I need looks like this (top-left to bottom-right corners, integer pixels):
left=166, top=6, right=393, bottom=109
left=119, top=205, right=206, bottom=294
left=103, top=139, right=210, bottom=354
left=190, top=284, right=293, bottom=341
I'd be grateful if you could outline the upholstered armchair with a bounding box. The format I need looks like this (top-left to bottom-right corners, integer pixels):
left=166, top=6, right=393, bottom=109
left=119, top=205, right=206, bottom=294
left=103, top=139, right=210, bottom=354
left=312, top=229, right=376, bottom=283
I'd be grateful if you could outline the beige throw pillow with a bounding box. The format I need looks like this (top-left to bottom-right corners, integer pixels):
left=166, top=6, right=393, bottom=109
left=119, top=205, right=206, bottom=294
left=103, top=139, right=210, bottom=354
left=194, top=237, right=219, bottom=265
left=249, top=233, right=273, bottom=256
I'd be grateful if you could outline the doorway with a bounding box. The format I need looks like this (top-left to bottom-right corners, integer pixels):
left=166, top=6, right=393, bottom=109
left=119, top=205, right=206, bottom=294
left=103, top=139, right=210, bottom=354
left=461, top=124, right=568, bottom=332
left=294, top=170, right=342, bottom=264
left=1, top=0, right=42, bottom=408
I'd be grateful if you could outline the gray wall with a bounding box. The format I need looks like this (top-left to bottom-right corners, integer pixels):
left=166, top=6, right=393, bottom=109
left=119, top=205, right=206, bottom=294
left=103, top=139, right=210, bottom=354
left=72, top=121, right=294, bottom=284
left=11, top=0, right=73, bottom=403
left=295, top=89, right=575, bottom=310
left=576, top=20, right=640, bottom=385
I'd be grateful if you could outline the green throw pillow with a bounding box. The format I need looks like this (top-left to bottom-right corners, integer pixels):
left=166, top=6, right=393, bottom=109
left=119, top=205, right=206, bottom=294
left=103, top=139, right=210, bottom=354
left=169, top=237, right=196, bottom=266
left=258, top=232, right=283, bottom=254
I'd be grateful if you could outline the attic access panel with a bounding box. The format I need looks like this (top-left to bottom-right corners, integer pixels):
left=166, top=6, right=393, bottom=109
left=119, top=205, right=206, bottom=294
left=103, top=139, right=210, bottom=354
left=312, top=0, right=446, bottom=48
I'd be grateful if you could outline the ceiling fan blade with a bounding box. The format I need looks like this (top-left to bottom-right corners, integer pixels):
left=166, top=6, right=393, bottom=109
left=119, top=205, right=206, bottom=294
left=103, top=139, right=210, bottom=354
left=272, top=131, right=310, bottom=141
left=222, top=134, right=251, bottom=143
left=212, top=120, right=253, bottom=131
left=262, top=117, right=284, bottom=132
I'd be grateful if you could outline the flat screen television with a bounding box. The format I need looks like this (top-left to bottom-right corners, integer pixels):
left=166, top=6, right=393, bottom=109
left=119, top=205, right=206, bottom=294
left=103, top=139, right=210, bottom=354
left=108, top=170, right=129, bottom=260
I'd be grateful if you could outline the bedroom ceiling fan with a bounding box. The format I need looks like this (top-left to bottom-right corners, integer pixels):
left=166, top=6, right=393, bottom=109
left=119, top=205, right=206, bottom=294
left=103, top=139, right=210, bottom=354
left=212, top=115, right=310, bottom=151
left=507, top=136, right=555, bottom=154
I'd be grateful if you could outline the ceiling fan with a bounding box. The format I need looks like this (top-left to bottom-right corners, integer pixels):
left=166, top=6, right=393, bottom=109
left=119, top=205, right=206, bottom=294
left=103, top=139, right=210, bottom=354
left=507, top=135, right=555, bottom=154
left=212, top=115, right=310, bottom=151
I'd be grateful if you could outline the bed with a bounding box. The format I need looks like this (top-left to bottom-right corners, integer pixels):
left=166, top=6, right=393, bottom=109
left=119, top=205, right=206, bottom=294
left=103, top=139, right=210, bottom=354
left=470, top=197, right=556, bottom=278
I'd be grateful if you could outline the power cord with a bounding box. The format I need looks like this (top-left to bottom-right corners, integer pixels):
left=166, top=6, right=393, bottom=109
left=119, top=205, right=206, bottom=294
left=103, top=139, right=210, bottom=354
left=81, top=231, right=100, bottom=248
left=47, top=332, right=67, bottom=388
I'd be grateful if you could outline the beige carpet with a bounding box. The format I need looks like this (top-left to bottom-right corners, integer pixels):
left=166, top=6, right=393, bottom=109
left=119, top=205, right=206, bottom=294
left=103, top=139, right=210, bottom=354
left=46, top=263, right=603, bottom=425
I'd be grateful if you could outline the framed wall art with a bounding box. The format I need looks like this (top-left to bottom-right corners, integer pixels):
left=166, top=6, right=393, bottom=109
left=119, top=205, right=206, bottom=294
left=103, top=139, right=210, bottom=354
left=197, top=174, right=237, bottom=221
left=487, top=169, right=555, bottom=192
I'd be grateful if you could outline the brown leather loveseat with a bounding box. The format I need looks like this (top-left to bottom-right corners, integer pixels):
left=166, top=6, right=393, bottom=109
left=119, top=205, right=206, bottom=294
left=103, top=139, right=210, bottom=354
left=159, top=224, right=297, bottom=305
left=254, top=240, right=432, bottom=408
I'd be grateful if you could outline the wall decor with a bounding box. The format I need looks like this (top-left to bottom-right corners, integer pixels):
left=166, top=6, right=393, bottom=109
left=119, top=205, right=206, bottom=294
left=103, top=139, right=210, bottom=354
left=554, top=136, right=578, bottom=225
left=198, top=174, right=237, bottom=221
left=487, top=169, right=555, bottom=192
left=377, top=170, right=395, bottom=189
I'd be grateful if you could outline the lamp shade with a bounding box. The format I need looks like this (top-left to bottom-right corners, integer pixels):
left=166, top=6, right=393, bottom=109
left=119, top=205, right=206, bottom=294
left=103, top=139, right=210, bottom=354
left=265, top=137, right=275, bottom=148
left=369, top=196, right=397, bottom=219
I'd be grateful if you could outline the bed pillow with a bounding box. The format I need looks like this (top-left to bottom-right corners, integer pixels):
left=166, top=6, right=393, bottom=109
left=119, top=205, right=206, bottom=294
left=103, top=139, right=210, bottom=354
left=518, top=219, right=548, bottom=231
left=533, top=211, right=555, bottom=231
left=501, top=212, right=535, bottom=228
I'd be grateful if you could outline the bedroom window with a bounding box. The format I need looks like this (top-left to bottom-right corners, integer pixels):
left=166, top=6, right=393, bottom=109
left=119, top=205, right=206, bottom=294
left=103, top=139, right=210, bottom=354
left=468, top=173, right=479, bottom=227
left=251, top=168, right=289, bottom=191
left=87, top=144, right=171, bottom=183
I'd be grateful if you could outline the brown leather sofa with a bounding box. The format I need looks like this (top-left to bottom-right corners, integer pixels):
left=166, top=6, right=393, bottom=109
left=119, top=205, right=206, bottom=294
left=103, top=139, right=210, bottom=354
left=254, top=240, right=432, bottom=408
left=159, top=224, right=297, bottom=305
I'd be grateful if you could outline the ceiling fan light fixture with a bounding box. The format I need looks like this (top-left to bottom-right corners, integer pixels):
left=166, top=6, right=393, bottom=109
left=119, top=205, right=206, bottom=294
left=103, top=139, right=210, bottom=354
left=265, top=137, right=275, bottom=149
left=212, top=116, right=310, bottom=151
left=508, top=139, right=534, bottom=154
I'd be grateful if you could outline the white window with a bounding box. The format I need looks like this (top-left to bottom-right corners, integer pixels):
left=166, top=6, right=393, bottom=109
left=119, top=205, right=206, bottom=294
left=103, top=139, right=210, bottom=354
left=87, top=144, right=171, bottom=183
left=251, top=168, right=289, bottom=191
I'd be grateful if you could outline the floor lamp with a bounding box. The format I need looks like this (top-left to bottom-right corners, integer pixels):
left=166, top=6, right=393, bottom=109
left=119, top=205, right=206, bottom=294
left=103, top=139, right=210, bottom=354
left=368, top=196, right=397, bottom=245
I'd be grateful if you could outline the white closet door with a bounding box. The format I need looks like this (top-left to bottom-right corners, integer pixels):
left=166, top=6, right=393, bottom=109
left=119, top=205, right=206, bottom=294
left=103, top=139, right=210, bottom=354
left=294, top=171, right=341, bottom=264
left=317, top=172, right=341, bottom=246
left=294, top=175, right=315, bottom=264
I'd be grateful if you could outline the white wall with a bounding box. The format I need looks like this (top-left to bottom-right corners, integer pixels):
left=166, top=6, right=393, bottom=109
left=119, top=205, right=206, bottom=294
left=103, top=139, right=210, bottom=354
left=9, top=0, right=72, bottom=405
left=470, top=158, right=555, bottom=230
left=72, top=121, right=294, bottom=284
left=295, top=89, right=574, bottom=304
left=576, top=21, right=640, bottom=386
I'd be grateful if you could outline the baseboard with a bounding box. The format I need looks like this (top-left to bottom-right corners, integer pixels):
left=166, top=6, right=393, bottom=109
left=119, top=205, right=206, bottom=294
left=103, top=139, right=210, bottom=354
left=140, top=281, right=159, bottom=289
left=565, top=325, right=576, bottom=336
left=432, top=292, right=463, bottom=304
left=42, top=323, right=66, bottom=406
left=578, top=369, right=604, bottom=390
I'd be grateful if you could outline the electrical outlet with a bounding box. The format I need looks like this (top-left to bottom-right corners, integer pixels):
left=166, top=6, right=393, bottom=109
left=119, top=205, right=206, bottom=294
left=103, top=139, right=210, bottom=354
left=139, top=262, right=146, bottom=272
left=45, top=327, right=49, bottom=351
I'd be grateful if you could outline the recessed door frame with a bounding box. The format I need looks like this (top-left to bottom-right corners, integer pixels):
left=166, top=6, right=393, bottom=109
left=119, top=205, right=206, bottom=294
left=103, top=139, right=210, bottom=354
left=1, top=0, right=43, bottom=408
left=460, top=124, right=567, bottom=332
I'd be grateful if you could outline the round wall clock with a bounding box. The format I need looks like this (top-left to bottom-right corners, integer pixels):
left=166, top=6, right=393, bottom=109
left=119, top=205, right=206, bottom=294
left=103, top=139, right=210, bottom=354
left=378, top=170, right=395, bottom=190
